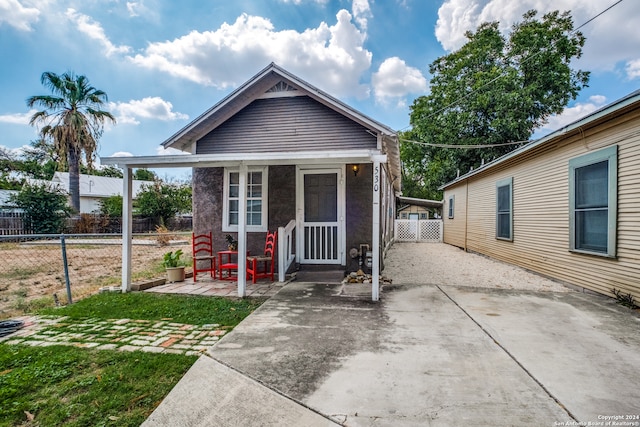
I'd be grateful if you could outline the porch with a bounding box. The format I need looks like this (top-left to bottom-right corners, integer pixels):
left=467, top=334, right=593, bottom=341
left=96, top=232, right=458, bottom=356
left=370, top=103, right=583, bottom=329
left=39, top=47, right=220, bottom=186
left=144, top=277, right=286, bottom=298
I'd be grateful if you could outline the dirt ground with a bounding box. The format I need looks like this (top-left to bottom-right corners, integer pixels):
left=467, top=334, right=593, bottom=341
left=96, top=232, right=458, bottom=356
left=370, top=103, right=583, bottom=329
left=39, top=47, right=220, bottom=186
left=0, top=238, right=191, bottom=319
left=383, top=242, right=571, bottom=292
left=1, top=240, right=571, bottom=319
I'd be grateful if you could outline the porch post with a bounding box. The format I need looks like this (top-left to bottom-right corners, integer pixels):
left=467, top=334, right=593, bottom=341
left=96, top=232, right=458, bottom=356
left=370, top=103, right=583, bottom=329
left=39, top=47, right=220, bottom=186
left=237, top=164, right=247, bottom=297
left=371, top=159, right=381, bottom=301
left=121, top=166, right=133, bottom=292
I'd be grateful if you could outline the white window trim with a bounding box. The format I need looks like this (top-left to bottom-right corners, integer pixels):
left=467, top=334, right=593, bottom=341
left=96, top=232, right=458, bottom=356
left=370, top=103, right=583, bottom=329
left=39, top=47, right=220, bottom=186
left=496, top=177, right=513, bottom=241
left=568, top=146, right=617, bottom=257
left=222, top=166, right=269, bottom=232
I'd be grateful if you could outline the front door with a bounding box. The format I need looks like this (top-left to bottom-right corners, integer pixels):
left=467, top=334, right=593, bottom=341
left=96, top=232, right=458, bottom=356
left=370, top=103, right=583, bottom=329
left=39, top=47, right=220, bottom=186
left=298, top=168, right=344, bottom=264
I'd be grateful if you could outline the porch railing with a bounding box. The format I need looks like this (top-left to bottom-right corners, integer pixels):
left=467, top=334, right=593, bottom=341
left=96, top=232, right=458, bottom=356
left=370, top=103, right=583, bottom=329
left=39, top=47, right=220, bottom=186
left=278, top=220, right=296, bottom=282
left=302, top=223, right=339, bottom=263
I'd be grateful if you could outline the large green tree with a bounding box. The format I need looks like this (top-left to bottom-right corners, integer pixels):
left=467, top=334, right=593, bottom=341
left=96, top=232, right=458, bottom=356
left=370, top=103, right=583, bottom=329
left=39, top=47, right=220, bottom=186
left=0, top=140, right=58, bottom=190
left=27, top=72, right=116, bottom=213
left=403, top=10, right=589, bottom=199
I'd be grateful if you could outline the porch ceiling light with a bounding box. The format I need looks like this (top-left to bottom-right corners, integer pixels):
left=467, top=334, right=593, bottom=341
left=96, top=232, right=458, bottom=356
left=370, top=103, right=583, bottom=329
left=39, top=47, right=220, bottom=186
left=352, top=164, right=360, bottom=176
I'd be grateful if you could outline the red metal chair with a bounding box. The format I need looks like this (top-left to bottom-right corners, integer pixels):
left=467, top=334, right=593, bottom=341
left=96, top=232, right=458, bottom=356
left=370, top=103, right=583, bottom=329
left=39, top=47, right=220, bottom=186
left=192, top=231, right=216, bottom=281
left=247, top=230, right=277, bottom=284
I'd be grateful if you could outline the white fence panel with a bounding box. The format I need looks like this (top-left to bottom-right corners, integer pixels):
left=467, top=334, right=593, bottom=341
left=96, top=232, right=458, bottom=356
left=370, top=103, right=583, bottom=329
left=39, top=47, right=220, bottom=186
left=395, top=219, right=442, bottom=243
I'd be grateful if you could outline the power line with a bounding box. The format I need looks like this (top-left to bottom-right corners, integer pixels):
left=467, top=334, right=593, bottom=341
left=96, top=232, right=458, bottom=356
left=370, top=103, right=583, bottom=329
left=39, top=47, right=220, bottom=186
left=399, top=137, right=531, bottom=149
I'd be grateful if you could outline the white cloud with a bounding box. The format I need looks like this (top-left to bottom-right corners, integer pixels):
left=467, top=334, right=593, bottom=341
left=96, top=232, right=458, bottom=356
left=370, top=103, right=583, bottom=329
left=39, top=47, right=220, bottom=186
left=435, top=1, right=640, bottom=72
left=0, top=110, right=35, bottom=125
left=352, top=0, right=372, bottom=30
left=156, top=146, right=189, bottom=156
left=0, top=0, right=40, bottom=31
left=110, top=97, right=188, bottom=125
left=625, top=59, right=640, bottom=80
left=0, top=144, right=30, bottom=158
left=65, top=8, right=131, bottom=57
left=128, top=10, right=372, bottom=99
left=372, top=57, right=427, bottom=105
left=126, top=2, right=144, bottom=17
left=110, top=151, right=134, bottom=157
left=535, top=95, right=607, bottom=135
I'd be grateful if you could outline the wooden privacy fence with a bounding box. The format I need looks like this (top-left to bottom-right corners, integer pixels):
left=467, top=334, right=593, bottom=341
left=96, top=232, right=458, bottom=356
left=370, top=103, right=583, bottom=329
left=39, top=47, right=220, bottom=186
left=395, top=219, right=443, bottom=243
left=0, top=213, right=24, bottom=235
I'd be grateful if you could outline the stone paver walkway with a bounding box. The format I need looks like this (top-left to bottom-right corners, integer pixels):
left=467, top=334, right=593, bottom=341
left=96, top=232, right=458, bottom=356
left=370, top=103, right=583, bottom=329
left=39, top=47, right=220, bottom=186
left=146, top=278, right=285, bottom=297
left=1, top=315, right=226, bottom=355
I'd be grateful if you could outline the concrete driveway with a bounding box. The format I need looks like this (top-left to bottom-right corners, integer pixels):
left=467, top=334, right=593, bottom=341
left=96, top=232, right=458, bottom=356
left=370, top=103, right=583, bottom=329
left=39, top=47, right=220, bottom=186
left=144, top=245, right=640, bottom=426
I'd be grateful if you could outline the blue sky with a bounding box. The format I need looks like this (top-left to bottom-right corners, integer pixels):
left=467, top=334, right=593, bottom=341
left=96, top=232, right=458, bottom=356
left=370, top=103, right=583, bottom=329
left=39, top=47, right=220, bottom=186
left=1, top=0, right=639, bottom=177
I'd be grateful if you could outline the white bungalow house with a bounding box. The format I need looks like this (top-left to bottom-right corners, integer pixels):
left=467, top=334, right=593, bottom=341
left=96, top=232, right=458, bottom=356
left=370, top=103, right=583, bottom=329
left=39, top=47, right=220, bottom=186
left=26, top=172, right=152, bottom=213
left=101, top=63, right=402, bottom=301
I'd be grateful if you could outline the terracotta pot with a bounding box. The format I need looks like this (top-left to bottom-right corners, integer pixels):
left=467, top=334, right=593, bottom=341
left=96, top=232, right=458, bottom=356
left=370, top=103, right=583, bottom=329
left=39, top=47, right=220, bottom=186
left=166, top=267, right=185, bottom=283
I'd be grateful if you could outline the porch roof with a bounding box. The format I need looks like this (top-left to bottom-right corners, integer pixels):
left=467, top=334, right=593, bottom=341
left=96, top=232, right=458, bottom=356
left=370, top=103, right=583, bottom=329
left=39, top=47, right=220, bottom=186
left=397, top=196, right=443, bottom=209
left=100, top=149, right=387, bottom=170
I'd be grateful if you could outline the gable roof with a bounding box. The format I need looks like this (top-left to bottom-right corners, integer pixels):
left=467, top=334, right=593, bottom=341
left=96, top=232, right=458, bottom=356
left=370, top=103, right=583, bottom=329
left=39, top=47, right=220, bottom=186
left=163, top=62, right=396, bottom=151
left=161, top=63, right=401, bottom=191
left=440, top=89, right=640, bottom=190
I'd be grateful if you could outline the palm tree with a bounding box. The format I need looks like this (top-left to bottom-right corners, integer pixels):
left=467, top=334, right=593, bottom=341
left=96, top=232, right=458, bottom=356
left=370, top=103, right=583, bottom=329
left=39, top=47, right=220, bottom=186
left=27, top=71, right=116, bottom=213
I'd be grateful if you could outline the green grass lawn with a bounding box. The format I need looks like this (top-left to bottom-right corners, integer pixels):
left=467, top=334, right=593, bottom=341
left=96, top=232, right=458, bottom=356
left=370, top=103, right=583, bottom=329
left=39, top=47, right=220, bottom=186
left=1, top=292, right=265, bottom=426
left=0, top=345, right=197, bottom=427
left=39, top=291, right=266, bottom=327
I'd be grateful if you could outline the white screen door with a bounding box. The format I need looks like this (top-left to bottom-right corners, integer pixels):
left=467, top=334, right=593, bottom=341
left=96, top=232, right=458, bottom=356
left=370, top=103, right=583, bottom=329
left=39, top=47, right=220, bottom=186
left=299, top=169, right=343, bottom=264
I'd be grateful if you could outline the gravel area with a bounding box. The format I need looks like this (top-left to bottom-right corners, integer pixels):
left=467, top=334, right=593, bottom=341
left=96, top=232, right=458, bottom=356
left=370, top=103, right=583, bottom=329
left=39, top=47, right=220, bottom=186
left=383, top=242, right=570, bottom=292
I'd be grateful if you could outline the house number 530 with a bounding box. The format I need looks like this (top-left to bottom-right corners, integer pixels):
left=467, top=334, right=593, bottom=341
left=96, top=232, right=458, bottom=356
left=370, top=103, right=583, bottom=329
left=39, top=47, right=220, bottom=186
left=374, top=165, right=379, bottom=192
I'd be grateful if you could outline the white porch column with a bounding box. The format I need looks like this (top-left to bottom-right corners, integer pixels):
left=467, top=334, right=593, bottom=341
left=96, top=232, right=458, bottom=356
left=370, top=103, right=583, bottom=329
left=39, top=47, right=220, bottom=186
left=237, top=164, right=247, bottom=297
left=371, top=159, right=381, bottom=302
left=121, top=166, right=133, bottom=292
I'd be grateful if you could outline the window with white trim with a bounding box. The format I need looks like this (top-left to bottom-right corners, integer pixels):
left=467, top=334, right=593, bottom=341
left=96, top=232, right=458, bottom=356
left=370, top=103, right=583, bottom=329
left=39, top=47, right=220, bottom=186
left=223, top=167, right=268, bottom=232
left=448, top=195, right=455, bottom=219
left=569, top=146, right=617, bottom=257
left=496, top=177, right=513, bottom=241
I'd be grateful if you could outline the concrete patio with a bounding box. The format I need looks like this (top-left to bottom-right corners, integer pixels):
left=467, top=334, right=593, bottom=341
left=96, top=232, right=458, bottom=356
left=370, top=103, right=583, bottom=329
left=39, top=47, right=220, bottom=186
left=143, top=244, right=640, bottom=426
left=144, top=276, right=286, bottom=298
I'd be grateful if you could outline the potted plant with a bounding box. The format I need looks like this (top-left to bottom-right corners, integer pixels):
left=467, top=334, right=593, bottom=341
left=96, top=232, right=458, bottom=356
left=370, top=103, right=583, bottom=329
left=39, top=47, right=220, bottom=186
left=225, top=234, right=238, bottom=251
left=163, top=249, right=186, bottom=283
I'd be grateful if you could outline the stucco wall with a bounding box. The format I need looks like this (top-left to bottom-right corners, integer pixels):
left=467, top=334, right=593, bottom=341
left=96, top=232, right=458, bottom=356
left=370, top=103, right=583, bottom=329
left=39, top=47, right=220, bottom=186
left=193, top=163, right=383, bottom=270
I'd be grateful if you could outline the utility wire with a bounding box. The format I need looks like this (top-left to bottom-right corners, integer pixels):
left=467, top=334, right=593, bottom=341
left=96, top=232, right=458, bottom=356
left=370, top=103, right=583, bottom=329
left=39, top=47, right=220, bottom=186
left=399, top=137, right=531, bottom=149
left=396, top=0, right=625, bottom=134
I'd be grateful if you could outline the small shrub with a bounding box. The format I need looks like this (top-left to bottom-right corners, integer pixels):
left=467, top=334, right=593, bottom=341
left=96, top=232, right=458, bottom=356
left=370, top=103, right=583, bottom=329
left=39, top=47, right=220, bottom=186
left=155, top=224, right=174, bottom=246
left=612, top=288, right=637, bottom=309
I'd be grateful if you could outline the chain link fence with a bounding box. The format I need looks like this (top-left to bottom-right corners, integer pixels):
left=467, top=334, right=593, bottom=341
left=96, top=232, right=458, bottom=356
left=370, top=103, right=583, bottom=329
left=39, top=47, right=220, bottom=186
left=0, top=212, right=193, bottom=235
left=0, top=233, right=192, bottom=319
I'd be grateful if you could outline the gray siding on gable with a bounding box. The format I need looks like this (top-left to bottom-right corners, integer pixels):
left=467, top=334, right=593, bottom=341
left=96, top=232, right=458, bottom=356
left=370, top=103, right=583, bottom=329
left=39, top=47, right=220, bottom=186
left=196, top=96, right=377, bottom=154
